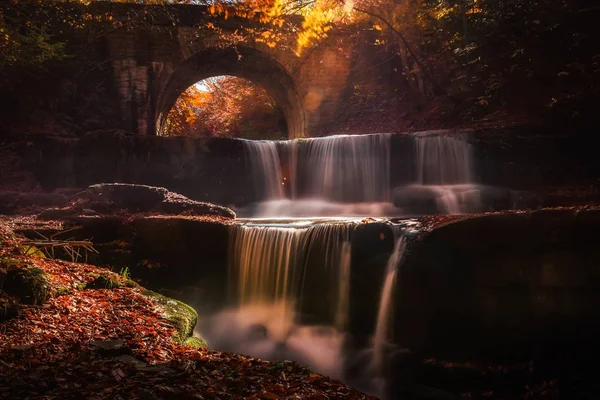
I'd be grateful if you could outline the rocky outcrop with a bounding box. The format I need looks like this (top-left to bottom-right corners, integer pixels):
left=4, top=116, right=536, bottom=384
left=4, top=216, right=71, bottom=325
left=396, top=208, right=600, bottom=358
left=14, top=213, right=231, bottom=309
left=38, top=183, right=236, bottom=220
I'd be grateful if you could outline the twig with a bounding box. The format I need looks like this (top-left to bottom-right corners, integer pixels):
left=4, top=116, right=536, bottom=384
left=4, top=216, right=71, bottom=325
left=21, top=230, right=98, bottom=263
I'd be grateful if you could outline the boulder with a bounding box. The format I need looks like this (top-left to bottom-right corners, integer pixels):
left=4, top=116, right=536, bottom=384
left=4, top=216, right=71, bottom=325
left=81, top=183, right=168, bottom=212
left=45, top=183, right=238, bottom=219
left=158, top=191, right=235, bottom=218
left=396, top=208, right=600, bottom=358
left=142, top=289, right=199, bottom=345
left=0, top=264, right=50, bottom=305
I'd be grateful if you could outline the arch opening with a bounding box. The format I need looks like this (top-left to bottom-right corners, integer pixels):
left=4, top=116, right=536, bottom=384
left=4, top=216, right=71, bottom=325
left=157, top=46, right=306, bottom=139
left=161, top=75, right=287, bottom=140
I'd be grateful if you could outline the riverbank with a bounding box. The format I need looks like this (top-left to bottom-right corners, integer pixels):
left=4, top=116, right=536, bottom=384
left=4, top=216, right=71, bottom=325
left=0, top=221, right=374, bottom=399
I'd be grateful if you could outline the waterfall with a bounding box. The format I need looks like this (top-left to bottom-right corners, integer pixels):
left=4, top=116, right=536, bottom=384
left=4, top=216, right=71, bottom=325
left=415, top=133, right=474, bottom=184
left=213, top=221, right=356, bottom=379
left=228, top=222, right=355, bottom=325
left=371, top=232, right=407, bottom=376
left=228, top=225, right=304, bottom=309
left=289, top=133, right=392, bottom=202
left=243, top=140, right=285, bottom=200
left=240, top=132, right=488, bottom=217
left=243, top=133, right=391, bottom=205
left=335, top=242, right=351, bottom=331
left=411, top=133, right=481, bottom=214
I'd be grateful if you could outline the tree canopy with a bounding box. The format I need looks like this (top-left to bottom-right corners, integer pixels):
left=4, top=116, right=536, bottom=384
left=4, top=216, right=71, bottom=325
left=0, top=0, right=597, bottom=134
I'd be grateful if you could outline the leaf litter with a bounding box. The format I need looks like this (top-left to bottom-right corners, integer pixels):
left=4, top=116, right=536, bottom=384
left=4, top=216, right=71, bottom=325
left=0, top=222, right=375, bottom=399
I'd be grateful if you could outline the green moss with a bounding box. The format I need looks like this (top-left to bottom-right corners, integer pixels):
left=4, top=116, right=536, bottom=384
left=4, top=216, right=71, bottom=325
left=19, top=245, right=46, bottom=259
left=84, top=271, right=137, bottom=290
left=51, top=283, right=72, bottom=297
left=185, top=336, right=207, bottom=349
left=2, top=266, right=50, bottom=305
left=0, top=256, right=25, bottom=267
left=141, top=289, right=198, bottom=345
left=85, top=275, right=120, bottom=289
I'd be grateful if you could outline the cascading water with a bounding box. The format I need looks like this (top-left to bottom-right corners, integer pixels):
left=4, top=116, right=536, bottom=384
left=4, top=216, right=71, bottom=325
left=193, top=131, right=522, bottom=399
left=243, top=140, right=285, bottom=200
left=415, top=133, right=473, bottom=184
left=241, top=132, right=485, bottom=217
left=201, top=221, right=356, bottom=379
left=228, top=222, right=355, bottom=323
left=400, top=133, right=482, bottom=214
left=335, top=241, right=351, bottom=331
left=288, top=133, right=391, bottom=202
left=370, top=232, right=407, bottom=393
left=227, top=225, right=304, bottom=333
left=242, top=133, right=394, bottom=217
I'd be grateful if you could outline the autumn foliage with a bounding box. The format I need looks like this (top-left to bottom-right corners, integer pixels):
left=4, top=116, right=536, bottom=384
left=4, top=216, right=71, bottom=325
left=163, top=76, right=285, bottom=139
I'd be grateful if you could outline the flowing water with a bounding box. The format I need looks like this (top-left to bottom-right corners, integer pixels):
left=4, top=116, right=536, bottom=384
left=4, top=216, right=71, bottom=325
left=241, top=132, right=484, bottom=217
left=285, top=133, right=391, bottom=202
left=243, top=140, right=285, bottom=200
left=197, top=132, right=507, bottom=398
left=370, top=233, right=407, bottom=395
left=412, top=133, right=481, bottom=213
left=228, top=221, right=356, bottom=326
left=201, top=221, right=357, bottom=380
left=198, top=219, right=411, bottom=398
left=415, top=133, right=474, bottom=184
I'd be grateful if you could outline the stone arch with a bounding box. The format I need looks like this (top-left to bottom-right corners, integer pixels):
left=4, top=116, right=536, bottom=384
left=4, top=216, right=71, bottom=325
left=156, top=46, right=306, bottom=139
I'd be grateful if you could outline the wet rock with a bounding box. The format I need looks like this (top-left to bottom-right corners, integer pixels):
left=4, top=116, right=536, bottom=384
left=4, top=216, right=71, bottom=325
left=130, top=216, right=229, bottom=298
left=397, top=208, right=600, bottom=358
left=392, top=184, right=536, bottom=214
left=158, top=191, right=235, bottom=218
left=392, top=185, right=444, bottom=214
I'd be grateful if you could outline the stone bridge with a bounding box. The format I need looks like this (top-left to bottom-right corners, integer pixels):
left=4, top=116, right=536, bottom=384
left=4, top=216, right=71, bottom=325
left=93, top=2, right=355, bottom=138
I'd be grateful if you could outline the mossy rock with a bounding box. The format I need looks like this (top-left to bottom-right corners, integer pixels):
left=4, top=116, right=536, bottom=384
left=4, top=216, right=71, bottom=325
left=141, top=289, right=198, bottom=345
left=85, top=275, right=121, bottom=290
left=185, top=336, right=207, bottom=349
left=1, top=265, right=50, bottom=305
left=84, top=270, right=137, bottom=290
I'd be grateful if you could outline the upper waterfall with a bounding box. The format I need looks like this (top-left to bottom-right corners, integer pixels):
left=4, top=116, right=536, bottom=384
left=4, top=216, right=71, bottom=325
left=415, top=133, right=474, bottom=184
left=240, top=131, right=483, bottom=217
